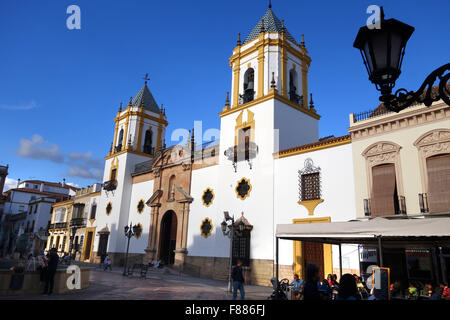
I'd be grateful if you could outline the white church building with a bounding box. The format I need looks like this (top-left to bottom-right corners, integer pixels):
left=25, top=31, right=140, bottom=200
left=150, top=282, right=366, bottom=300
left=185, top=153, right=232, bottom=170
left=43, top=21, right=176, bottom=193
left=51, top=6, right=450, bottom=286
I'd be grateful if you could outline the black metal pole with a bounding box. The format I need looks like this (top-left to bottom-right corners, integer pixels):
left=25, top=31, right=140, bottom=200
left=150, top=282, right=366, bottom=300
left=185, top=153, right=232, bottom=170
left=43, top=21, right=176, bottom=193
left=123, top=233, right=131, bottom=276
left=377, top=236, right=383, bottom=267
left=275, top=237, right=279, bottom=282
left=228, top=222, right=234, bottom=293
left=339, top=243, right=343, bottom=278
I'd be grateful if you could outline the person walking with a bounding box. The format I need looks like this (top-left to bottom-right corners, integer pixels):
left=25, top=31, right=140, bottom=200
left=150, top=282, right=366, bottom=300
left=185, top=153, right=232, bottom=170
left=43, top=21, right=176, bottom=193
left=303, top=264, right=321, bottom=301
left=43, top=248, right=59, bottom=295
left=231, top=260, right=245, bottom=300
left=103, top=254, right=112, bottom=271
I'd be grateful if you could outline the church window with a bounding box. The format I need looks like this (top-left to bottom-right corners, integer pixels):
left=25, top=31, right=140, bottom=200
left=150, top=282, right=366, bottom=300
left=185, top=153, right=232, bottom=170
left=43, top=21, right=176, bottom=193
left=232, top=228, right=251, bottom=266
left=134, top=223, right=143, bottom=239
left=137, top=199, right=145, bottom=213
left=235, top=178, right=252, bottom=200
left=90, top=203, right=97, bottom=220
left=202, top=188, right=214, bottom=207
left=106, top=202, right=112, bottom=216
left=143, top=129, right=153, bottom=154
left=200, top=218, right=213, bottom=238
left=168, top=175, right=176, bottom=201
left=299, top=158, right=321, bottom=201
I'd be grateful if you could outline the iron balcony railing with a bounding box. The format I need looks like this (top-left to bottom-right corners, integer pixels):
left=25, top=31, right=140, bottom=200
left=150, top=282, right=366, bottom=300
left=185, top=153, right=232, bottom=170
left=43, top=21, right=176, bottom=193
left=353, top=104, right=418, bottom=123
left=224, top=142, right=259, bottom=163
left=103, top=179, right=118, bottom=191
left=419, top=193, right=429, bottom=213
left=70, top=217, right=86, bottom=228
left=49, top=222, right=68, bottom=229
left=363, top=196, right=407, bottom=216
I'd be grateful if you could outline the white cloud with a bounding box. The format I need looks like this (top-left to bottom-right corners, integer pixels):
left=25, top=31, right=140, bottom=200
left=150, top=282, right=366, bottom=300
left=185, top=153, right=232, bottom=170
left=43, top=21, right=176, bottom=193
left=0, top=100, right=37, bottom=110
left=65, top=182, right=80, bottom=188
left=16, top=134, right=64, bottom=163
left=3, top=177, right=18, bottom=192
left=15, top=134, right=104, bottom=181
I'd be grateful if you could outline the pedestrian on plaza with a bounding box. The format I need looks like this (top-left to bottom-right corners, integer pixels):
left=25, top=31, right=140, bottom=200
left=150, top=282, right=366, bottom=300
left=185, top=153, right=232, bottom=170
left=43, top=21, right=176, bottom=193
left=332, top=274, right=339, bottom=287
left=407, top=283, right=419, bottom=300
left=355, top=275, right=369, bottom=299
left=103, top=254, right=112, bottom=271
left=327, top=274, right=333, bottom=286
left=231, top=260, right=245, bottom=300
left=390, top=280, right=403, bottom=299
left=337, top=273, right=359, bottom=300
left=290, top=274, right=304, bottom=300
left=43, top=248, right=59, bottom=295
left=303, top=264, right=321, bottom=301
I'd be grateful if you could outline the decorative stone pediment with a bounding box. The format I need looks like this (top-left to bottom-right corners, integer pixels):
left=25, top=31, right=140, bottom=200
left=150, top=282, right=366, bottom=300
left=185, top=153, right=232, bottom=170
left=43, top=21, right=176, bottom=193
left=175, top=185, right=193, bottom=203
left=414, top=129, right=450, bottom=158
left=146, top=189, right=163, bottom=207
left=362, top=141, right=401, bottom=167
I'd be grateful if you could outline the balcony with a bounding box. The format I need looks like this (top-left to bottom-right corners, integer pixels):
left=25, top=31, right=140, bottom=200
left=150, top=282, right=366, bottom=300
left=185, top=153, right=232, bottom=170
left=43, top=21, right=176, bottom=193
left=224, top=142, right=258, bottom=163
left=49, top=222, right=68, bottom=229
left=103, top=179, right=117, bottom=191
left=363, top=196, right=407, bottom=216
left=70, top=217, right=86, bottom=228
left=419, top=193, right=429, bottom=213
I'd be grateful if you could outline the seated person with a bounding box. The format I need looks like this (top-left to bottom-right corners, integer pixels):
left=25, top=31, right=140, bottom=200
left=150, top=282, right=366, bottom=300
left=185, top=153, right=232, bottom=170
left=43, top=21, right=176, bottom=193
left=290, top=274, right=304, bottom=300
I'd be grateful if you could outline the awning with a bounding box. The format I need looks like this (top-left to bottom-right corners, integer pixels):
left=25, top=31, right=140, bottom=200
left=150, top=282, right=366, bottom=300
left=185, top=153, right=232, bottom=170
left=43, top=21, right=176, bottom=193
left=276, top=216, right=450, bottom=246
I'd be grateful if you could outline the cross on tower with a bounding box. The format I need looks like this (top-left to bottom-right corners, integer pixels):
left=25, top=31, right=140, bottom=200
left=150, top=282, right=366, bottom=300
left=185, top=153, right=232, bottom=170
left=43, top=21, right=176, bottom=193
left=143, top=73, right=150, bottom=84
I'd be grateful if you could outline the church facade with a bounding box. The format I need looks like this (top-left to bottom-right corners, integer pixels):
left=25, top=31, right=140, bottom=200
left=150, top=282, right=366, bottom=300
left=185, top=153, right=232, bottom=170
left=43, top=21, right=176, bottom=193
left=48, top=6, right=450, bottom=286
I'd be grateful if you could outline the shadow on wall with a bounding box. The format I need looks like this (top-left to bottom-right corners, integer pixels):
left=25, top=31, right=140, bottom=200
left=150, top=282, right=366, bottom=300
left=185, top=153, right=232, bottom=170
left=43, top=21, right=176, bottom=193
left=183, top=229, right=231, bottom=282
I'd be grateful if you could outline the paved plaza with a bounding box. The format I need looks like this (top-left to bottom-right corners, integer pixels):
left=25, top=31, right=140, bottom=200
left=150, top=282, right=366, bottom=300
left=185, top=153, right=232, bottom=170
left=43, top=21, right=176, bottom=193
left=1, top=266, right=273, bottom=300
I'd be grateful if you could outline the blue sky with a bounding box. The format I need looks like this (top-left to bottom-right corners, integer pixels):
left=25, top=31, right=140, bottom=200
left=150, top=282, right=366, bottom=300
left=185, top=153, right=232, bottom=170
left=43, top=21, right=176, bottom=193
left=0, top=0, right=449, bottom=189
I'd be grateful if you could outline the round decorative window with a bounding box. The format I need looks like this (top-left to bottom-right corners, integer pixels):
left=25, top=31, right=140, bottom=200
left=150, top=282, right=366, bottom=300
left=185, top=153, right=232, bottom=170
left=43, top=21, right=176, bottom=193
left=137, top=199, right=145, bottom=214
left=200, top=218, right=213, bottom=239
left=235, top=177, right=252, bottom=200
left=134, top=223, right=143, bottom=239
left=106, top=202, right=112, bottom=216
left=202, top=188, right=214, bottom=207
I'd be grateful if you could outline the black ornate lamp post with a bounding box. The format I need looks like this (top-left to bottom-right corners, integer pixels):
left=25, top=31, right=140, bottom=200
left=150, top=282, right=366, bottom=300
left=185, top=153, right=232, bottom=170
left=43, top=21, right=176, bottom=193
left=68, top=227, right=76, bottom=261
left=353, top=7, right=449, bottom=112
left=122, top=222, right=142, bottom=276
left=221, top=212, right=244, bottom=293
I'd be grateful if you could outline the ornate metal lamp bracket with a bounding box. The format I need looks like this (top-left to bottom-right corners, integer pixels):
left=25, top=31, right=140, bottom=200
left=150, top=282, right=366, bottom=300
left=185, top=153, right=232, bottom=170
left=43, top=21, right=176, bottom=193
left=381, top=63, right=450, bottom=112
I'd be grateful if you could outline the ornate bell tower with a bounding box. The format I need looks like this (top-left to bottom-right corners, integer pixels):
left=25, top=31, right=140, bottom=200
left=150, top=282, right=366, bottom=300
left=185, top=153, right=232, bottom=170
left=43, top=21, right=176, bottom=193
left=98, top=76, right=168, bottom=256
left=219, top=4, right=320, bottom=159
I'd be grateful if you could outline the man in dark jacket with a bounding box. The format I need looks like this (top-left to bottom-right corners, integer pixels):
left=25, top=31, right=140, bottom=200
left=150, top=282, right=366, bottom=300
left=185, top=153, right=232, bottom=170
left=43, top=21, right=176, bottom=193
left=43, top=248, right=59, bottom=295
left=303, top=263, right=321, bottom=301
left=231, top=260, right=245, bottom=300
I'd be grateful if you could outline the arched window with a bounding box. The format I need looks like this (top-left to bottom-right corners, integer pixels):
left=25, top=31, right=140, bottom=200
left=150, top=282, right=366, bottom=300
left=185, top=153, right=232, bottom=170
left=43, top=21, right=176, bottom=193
left=143, top=129, right=153, bottom=154
left=242, top=68, right=255, bottom=103
left=289, top=68, right=302, bottom=105
left=116, top=128, right=124, bottom=152
left=426, top=153, right=450, bottom=213
left=168, top=175, right=176, bottom=201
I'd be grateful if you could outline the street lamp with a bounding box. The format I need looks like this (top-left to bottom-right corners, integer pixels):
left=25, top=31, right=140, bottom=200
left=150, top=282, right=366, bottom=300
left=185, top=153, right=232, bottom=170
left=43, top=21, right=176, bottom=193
left=353, top=7, right=450, bottom=112
left=221, top=211, right=243, bottom=293
left=122, top=222, right=142, bottom=276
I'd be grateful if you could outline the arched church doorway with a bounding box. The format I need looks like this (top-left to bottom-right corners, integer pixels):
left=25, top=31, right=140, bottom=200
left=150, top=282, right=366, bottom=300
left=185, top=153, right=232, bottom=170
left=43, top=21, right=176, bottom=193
left=159, top=210, right=177, bottom=265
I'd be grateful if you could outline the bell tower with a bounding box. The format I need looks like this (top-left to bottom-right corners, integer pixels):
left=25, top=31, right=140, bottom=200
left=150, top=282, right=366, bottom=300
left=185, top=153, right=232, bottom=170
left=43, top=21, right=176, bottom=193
left=98, top=76, right=168, bottom=256
left=219, top=5, right=320, bottom=156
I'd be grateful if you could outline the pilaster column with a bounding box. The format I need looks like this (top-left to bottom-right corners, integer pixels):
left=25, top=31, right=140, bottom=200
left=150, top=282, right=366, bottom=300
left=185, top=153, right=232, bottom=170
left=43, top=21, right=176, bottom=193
left=280, top=36, right=288, bottom=98
left=136, top=116, right=144, bottom=152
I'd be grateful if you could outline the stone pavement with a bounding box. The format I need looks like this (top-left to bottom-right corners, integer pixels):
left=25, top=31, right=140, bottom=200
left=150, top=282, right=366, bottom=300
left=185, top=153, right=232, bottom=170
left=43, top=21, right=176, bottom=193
left=1, top=265, right=273, bottom=300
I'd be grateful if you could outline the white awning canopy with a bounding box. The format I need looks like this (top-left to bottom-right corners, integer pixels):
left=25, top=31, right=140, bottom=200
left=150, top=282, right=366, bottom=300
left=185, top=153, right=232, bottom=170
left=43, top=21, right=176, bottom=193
left=276, top=216, right=450, bottom=246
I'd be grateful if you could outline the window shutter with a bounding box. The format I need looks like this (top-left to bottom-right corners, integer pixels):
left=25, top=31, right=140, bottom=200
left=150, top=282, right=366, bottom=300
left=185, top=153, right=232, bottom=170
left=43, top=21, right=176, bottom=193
left=427, top=154, right=450, bottom=213
left=371, top=164, right=396, bottom=216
